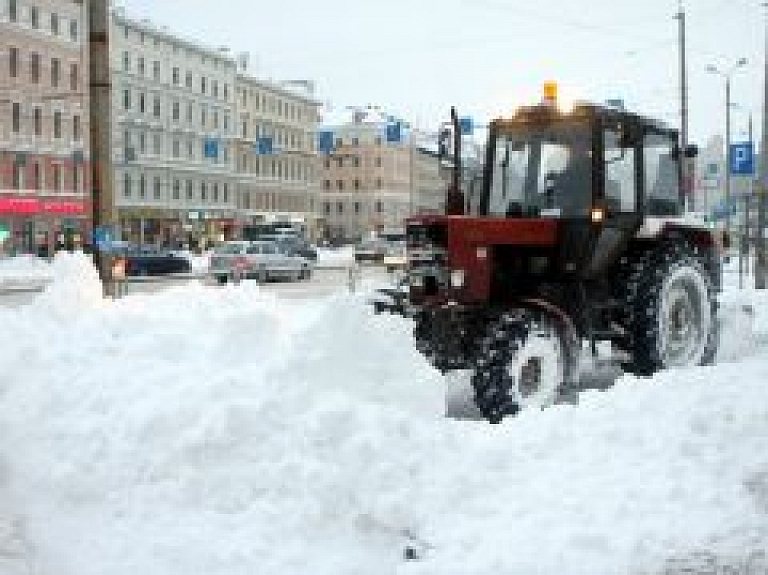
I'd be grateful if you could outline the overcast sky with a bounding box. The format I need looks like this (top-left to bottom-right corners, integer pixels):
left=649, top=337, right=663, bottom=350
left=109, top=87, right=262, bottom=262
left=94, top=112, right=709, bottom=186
left=120, top=0, right=766, bottom=145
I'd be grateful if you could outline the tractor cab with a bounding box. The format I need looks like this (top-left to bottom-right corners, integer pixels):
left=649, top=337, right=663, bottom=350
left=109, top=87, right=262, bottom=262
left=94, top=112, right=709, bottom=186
left=462, top=101, right=693, bottom=222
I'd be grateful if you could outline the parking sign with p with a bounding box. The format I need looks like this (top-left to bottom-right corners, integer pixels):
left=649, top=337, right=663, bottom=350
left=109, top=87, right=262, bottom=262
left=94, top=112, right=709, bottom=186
left=730, top=142, right=754, bottom=176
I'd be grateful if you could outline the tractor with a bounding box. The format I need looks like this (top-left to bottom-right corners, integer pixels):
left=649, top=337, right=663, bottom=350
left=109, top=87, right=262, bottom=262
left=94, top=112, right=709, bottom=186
left=376, top=91, right=720, bottom=423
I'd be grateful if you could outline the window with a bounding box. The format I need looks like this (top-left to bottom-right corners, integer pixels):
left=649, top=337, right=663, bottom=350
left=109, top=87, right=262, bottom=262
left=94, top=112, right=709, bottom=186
left=354, top=179, right=360, bottom=191
left=324, top=201, right=331, bottom=215
left=153, top=133, right=161, bottom=155
left=201, top=76, right=207, bottom=94
left=185, top=71, right=193, bottom=88
left=172, top=139, right=180, bottom=158
left=376, top=178, right=382, bottom=189
left=53, top=111, right=62, bottom=138
left=122, top=51, right=130, bottom=72
left=324, top=158, right=330, bottom=169
left=138, top=132, right=145, bottom=153
left=337, top=180, right=344, bottom=191
left=9, top=0, right=17, bottom=22
left=352, top=137, right=359, bottom=147
left=69, top=19, right=78, bottom=42
left=337, top=202, right=343, bottom=214
left=138, top=57, right=145, bottom=75
left=139, top=92, right=146, bottom=114
left=353, top=156, right=360, bottom=168
left=51, top=58, right=60, bottom=87
left=172, top=67, right=180, bottom=85
left=70, top=63, right=78, bottom=91
left=53, top=165, right=62, bottom=192
left=11, top=103, right=20, bottom=133
left=223, top=84, right=229, bottom=100
left=213, top=110, right=219, bottom=129
left=12, top=161, right=22, bottom=190
left=9, top=47, right=18, bottom=78
left=186, top=179, right=193, bottom=200
left=73, top=115, right=81, bottom=141
left=124, top=173, right=132, bottom=197
left=603, top=128, right=636, bottom=212
left=153, top=61, right=160, bottom=80
left=336, top=157, right=343, bottom=168
left=30, top=5, right=39, bottom=28
left=223, top=114, right=229, bottom=131
left=375, top=136, right=382, bottom=146
left=50, top=12, right=59, bottom=35
left=30, top=52, right=40, bottom=83
left=241, top=88, right=247, bottom=107
left=201, top=106, right=207, bottom=128
left=172, top=101, right=180, bottom=121
left=32, top=162, right=41, bottom=190
left=213, top=183, right=219, bottom=202
left=645, top=132, right=681, bottom=216
left=187, top=140, right=193, bottom=158
left=376, top=200, right=383, bottom=213
left=335, top=138, right=343, bottom=148
left=172, top=180, right=180, bottom=200
left=375, top=157, right=382, bottom=168
left=201, top=182, right=207, bottom=201
left=153, top=96, right=161, bottom=118
left=212, top=81, right=218, bottom=98
left=139, top=174, right=146, bottom=198
left=223, top=184, right=228, bottom=203
left=186, top=102, right=193, bottom=123
left=153, top=177, right=161, bottom=199
left=242, top=121, right=247, bottom=139
left=33, top=107, right=42, bottom=136
left=72, top=166, right=80, bottom=193
left=354, top=202, right=360, bottom=214
left=123, top=89, right=131, bottom=110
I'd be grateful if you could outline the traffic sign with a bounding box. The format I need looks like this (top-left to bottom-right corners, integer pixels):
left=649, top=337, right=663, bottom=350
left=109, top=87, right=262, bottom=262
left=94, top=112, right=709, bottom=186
left=317, top=131, right=335, bottom=154
left=256, top=137, right=273, bottom=155
left=459, top=117, right=474, bottom=135
left=729, top=142, right=754, bottom=176
left=386, top=122, right=402, bottom=143
left=92, top=225, right=114, bottom=250
left=203, top=138, right=219, bottom=159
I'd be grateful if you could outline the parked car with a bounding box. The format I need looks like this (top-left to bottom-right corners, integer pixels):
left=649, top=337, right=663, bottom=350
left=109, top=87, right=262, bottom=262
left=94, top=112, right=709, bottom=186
left=105, top=243, right=192, bottom=276
left=209, top=241, right=313, bottom=284
left=354, top=239, right=386, bottom=263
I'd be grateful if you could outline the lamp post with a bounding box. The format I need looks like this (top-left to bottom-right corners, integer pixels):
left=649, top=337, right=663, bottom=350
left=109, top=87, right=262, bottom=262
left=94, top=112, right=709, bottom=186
left=707, top=58, right=748, bottom=236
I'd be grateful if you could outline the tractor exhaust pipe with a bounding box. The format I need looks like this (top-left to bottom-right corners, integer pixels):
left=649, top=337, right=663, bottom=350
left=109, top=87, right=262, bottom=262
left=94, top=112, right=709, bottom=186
left=445, top=106, right=465, bottom=216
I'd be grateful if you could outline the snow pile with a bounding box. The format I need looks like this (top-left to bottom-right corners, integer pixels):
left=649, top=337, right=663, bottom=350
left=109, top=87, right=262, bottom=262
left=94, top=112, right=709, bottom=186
left=0, top=258, right=767, bottom=574
left=315, top=246, right=355, bottom=267
left=0, top=254, right=53, bottom=288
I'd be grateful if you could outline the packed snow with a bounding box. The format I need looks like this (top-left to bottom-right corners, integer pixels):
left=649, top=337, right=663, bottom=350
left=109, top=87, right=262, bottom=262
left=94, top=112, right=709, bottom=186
left=0, top=255, right=53, bottom=289
left=0, top=252, right=766, bottom=574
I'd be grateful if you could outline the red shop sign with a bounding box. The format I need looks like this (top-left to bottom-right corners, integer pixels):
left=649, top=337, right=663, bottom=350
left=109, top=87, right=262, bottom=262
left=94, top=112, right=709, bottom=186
left=0, top=197, right=85, bottom=215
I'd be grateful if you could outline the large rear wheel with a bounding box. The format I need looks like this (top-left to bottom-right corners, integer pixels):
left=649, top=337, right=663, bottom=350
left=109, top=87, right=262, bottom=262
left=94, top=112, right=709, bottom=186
left=619, top=244, right=718, bottom=375
left=471, top=310, right=573, bottom=424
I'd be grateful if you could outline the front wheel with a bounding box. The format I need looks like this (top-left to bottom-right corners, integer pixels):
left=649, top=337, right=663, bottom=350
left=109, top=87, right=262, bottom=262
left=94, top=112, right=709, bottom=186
left=471, top=310, right=574, bottom=424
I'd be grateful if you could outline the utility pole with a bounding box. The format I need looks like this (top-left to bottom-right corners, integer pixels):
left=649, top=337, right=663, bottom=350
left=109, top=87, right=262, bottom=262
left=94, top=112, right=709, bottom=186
left=676, top=1, right=691, bottom=210
left=757, top=3, right=768, bottom=289
left=87, top=0, right=115, bottom=296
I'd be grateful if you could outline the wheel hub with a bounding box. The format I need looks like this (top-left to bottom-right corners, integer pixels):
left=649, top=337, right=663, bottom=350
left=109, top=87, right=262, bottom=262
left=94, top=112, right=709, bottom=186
left=659, top=267, right=710, bottom=367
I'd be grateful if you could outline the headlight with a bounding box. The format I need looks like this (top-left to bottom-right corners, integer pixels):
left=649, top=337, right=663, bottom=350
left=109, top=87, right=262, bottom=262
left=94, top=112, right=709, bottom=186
left=450, top=269, right=466, bottom=288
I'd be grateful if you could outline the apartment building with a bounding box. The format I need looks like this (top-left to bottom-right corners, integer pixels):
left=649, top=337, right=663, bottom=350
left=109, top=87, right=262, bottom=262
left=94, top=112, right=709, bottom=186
left=234, top=71, right=320, bottom=237
left=110, top=7, right=238, bottom=247
left=317, top=110, right=444, bottom=240
left=0, top=0, right=89, bottom=255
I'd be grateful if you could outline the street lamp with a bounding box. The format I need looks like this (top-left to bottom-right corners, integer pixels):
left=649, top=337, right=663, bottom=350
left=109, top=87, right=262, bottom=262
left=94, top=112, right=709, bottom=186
left=707, top=57, right=748, bottom=235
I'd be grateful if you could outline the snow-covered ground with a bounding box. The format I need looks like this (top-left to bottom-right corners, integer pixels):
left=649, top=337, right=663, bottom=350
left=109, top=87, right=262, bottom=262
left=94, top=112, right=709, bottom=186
left=0, top=255, right=53, bottom=290
left=316, top=245, right=355, bottom=267
left=0, top=252, right=767, bottom=574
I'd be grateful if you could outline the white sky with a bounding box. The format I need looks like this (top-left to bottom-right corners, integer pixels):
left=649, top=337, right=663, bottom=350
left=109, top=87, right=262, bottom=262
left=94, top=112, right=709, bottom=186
left=120, top=0, right=766, bottom=145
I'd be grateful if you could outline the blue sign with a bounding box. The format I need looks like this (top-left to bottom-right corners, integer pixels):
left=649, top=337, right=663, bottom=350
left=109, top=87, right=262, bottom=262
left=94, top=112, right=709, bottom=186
left=256, top=137, right=273, bottom=155
left=459, top=117, right=474, bottom=135
left=317, top=131, right=335, bottom=154
left=92, top=225, right=114, bottom=250
left=203, top=138, right=219, bottom=159
left=386, top=122, right=402, bottom=143
left=729, top=142, right=754, bottom=176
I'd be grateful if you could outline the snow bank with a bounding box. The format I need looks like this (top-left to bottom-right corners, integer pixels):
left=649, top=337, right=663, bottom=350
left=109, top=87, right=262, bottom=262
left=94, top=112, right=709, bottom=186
left=316, top=246, right=355, bottom=267
left=0, top=255, right=766, bottom=574
left=0, top=254, right=53, bottom=288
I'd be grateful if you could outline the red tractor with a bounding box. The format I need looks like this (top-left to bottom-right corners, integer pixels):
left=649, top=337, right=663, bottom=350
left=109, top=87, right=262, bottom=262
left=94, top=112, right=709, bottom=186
left=376, top=98, right=720, bottom=423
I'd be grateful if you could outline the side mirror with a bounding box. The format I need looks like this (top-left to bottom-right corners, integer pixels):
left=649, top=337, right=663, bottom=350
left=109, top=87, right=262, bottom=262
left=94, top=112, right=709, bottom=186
left=684, top=144, right=699, bottom=159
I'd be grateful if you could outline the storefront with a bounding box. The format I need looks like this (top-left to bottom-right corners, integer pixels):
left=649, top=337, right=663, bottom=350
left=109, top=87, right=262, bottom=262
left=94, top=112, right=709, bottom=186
left=0, top=196, right=89, bottom=257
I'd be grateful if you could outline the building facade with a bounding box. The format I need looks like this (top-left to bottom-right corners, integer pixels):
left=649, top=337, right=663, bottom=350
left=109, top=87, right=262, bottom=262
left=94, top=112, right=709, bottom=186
left=110, top=8, right=238, bottom=248
left=234, top=72, right=320, bottom=238
left=317, top=113, right=444, bottom=241
left=0, top=0, right=90, bottom=256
